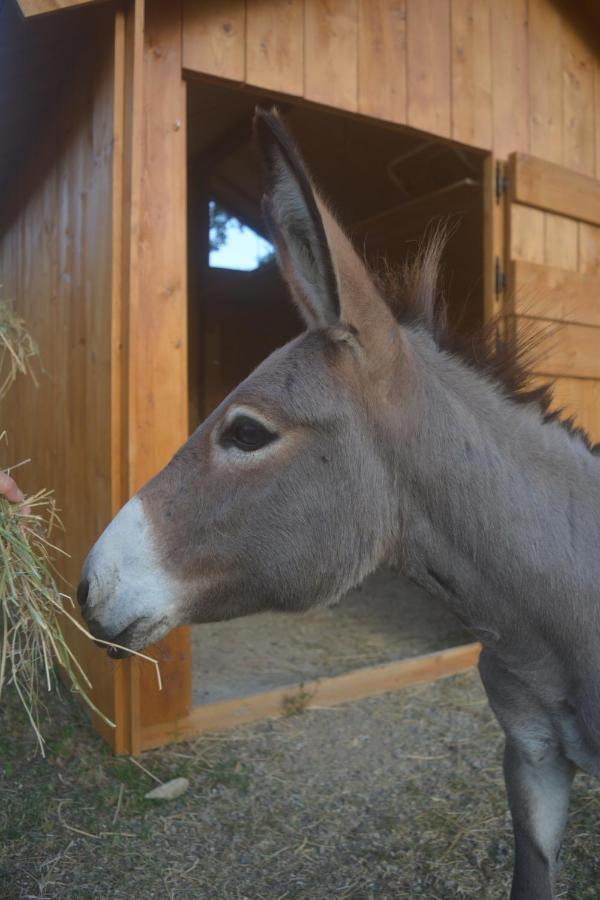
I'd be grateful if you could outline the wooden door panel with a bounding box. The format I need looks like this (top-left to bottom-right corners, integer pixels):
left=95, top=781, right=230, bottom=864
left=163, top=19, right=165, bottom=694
left=506, top=153, right=600, bottom=443
left=510, top=261, right=600, bottom=326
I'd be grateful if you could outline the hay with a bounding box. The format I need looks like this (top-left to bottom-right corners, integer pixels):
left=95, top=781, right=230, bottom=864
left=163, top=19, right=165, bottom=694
left=0, top=486, right=162, bottom=754
left=0, top=299, right=38, bottom=399
left=0, top=296, right=161, bottom=752
left=0, top=489, right=101, bottom=752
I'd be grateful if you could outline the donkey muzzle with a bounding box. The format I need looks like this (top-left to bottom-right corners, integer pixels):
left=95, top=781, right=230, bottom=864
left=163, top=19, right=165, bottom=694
left=77, top=495, right=180, bottom=654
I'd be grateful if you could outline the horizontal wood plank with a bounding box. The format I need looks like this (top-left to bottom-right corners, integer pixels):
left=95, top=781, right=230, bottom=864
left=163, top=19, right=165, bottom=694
left=140, top=643, right=481, bottom=750
left=16, top=0, right=101, bottom=15
left=510, top=153, right=600, bottom=226
left=511, top=260, right=600, bottom=327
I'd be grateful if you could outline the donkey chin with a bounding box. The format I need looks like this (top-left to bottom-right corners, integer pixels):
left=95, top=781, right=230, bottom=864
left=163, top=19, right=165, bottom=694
left=78, top=495, right=182, bottom=659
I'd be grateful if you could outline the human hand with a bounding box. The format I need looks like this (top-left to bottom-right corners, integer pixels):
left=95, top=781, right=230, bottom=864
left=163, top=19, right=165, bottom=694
left=0, top=471, right=25, bottom=504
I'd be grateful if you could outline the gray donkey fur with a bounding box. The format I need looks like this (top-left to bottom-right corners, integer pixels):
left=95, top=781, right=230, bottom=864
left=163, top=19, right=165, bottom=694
left=79, top=109, right=600, bottom=899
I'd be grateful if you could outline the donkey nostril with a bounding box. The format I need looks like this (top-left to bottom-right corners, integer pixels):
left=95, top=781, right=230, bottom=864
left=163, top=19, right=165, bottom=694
left=77, top=578, right=90, bottom=608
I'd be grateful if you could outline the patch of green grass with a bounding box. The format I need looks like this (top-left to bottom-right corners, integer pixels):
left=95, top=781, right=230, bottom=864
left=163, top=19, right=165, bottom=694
left=0, top=778, right=56, bottom=841
left=105, top=760, right=155, bottom=816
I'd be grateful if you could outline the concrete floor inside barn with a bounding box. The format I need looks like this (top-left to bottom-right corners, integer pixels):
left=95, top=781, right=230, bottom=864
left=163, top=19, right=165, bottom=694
left=191, top=569, right=470, bottom=705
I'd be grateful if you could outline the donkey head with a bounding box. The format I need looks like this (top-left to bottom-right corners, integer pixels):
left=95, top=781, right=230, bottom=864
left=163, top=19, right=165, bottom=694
left=79, top=109, right=413, bottom=655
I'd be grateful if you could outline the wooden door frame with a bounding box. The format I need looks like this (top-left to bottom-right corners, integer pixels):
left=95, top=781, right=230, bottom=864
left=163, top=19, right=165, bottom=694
left=108, top=0, right=191, bottom=755
left=111, top=3, right=491, bottom=754
left=148, top=72, right=487, bottom=754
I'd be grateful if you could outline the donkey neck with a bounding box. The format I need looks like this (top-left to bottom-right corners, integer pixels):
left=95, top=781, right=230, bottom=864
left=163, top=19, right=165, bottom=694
left=391, top=327, right=600, bottom=647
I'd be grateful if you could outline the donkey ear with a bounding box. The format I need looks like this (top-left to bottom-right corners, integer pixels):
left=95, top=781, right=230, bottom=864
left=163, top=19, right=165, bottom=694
left=254, top=107, right=340, bottom=328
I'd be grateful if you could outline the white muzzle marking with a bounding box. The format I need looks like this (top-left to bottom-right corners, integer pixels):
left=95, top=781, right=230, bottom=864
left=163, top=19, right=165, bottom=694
left=82, top=495, right=179, bottom=644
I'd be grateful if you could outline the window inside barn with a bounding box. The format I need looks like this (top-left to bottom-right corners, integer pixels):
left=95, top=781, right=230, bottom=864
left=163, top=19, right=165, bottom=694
left=208, top=200, right=274, bottom=271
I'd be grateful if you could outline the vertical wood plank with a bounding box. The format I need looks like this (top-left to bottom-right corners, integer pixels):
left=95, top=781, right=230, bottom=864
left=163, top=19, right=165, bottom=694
left=579, top=223, right=600, bottom=275
left=182, top=0, right=246, bottom=80
left=544, top=212, right=578, bottom=271
left=129, top=3, right=187, bottom=493
left=111, top=8, right=126, bottom=520
left=406, top=0, right=451, bottom=137
left=491, top=0, right=529, bottom=159
left=304, top=0, right=358, bottom=112
left=109, top=3, right=138, bottom=755
left=528, top=0, right=563, bottom=165
left=127, top=0, right=192, bottom=737
left=187, top=173, right=209, bottom=432
left=510, top=204, right=545, bottom=263
left=357, top=0, right=407, bottom=124
left=54, top=20, right=117, bottom=749
left=561, top=15, right=595, bottom=177
left=596, top=60, right=600, bottom=180
left=450, top=0, right=492, bottom=149
left=246, top=0, right=303, bottom=95
left=0, top=10, right=120, bottom=749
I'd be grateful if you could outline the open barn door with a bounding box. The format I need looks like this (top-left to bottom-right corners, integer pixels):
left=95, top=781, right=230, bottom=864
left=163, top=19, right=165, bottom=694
left=499, top=153, right=600, bottom=443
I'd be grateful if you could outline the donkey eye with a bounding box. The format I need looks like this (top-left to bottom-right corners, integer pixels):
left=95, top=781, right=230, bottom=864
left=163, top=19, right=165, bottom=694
left=222, top=416, right=276, bottom=452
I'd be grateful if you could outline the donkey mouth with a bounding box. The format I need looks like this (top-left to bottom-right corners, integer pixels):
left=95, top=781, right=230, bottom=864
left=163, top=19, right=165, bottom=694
left=105, top=642, right=132, bottom=660
left=87, top=618, right=138, bottom=659
left=87, top=613, right=172, bottom=659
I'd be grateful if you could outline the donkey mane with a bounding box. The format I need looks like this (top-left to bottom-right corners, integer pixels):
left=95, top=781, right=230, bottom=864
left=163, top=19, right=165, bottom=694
left=255, top=106, right=597, bottom=455
left=375, top=230, right=600, bottom=455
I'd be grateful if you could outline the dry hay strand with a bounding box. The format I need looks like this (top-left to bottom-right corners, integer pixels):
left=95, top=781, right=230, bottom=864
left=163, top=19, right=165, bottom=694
left=0, top=296, right=161, bottom=750
left=0, top=489, right=108, bottom=753
left=0, top=298, right=38, bottom=399
left=0, top=486, right=162, bottom=754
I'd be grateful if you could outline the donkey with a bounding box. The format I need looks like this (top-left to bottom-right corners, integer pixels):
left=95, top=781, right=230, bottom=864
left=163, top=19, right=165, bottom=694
left=78, top=108, right=600, bottom=899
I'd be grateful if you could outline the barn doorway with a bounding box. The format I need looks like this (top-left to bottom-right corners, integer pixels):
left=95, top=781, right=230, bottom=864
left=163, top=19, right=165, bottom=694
left=187, top=80, right=483, bottom=708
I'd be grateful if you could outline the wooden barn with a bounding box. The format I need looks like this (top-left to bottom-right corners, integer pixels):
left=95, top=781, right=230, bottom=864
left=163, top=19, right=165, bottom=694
left=1, top=0, right=599, bottom=754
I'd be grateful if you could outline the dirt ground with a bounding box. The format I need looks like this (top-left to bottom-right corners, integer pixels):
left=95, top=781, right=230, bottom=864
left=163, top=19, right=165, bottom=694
left=192, top=570, right=469, bottom=704
left=2, top=670, right=600, bottom=900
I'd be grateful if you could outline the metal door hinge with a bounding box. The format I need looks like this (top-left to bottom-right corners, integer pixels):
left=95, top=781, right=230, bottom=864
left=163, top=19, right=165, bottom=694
left=495, top=256, right=506, bottom=295
left=495, top=161, right=507, bottom=202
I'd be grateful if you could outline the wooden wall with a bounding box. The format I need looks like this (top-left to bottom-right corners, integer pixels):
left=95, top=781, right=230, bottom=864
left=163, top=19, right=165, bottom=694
left=182, top=0, right=600, bottom=175
left=0, top=9, right=118, bottom=743
left=506, top=154, right=600, bottom=442
left=0, top=0, right=191, bottom=754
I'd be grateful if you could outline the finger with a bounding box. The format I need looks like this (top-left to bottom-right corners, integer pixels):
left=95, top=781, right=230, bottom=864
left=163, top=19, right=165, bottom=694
left=0, top=472, right=25, bottom=504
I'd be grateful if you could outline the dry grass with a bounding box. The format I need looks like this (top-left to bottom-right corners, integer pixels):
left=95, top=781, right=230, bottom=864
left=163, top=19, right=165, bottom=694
left=0, top=298, right=160, bottom=753
left=0, top=298, right=108, bottom=753
left=0, top=490, right=116, bottom=753
left=2, top=671, right=599, bottom=899
left=0, top=487, right=162, bottom=754
left=0, top=299, right=37, bottom=400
